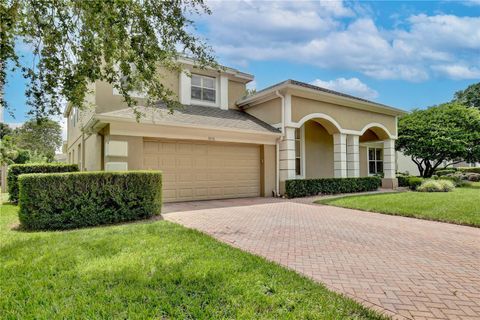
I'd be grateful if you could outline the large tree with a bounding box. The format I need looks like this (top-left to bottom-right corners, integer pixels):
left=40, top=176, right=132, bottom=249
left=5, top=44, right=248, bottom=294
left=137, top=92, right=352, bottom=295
left=453, top=82, right=480, bottom=109
left=1, top=0, right=215, bottom=119
left=396, top=103, right=480, bottom=178
left=0, top=123, right=13, bottom=139
left=13, top=118, right=62, bottom=162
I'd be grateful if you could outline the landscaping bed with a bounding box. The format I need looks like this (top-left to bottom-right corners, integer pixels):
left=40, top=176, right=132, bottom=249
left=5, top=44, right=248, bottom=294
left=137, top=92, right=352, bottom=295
left=317, top=182, right=480, bottom=227
left=0, top=203, right=383, bottom=319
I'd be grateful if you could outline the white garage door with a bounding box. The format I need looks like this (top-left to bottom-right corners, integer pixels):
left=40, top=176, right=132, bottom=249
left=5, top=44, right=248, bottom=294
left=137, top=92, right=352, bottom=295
left=143, top=139, right=261, bottom=202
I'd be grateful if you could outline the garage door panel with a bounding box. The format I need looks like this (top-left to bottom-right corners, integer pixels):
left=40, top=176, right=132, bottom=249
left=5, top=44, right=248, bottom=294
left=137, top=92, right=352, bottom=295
left=143, top=155, right=158, bottom=169
left=144, top=139, right=261, bottom=202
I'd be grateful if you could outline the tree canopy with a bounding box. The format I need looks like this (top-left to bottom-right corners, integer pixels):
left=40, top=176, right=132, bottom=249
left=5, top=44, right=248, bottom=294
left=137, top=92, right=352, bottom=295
left=13, top=118, right=62, bottom=162
left=1, top=0, right=215, bottom=119
left=0, top=120, right=59, bottom=165
left=453, top=82, right=480, bottom=109
left=396, top=103, right=480, bottom=177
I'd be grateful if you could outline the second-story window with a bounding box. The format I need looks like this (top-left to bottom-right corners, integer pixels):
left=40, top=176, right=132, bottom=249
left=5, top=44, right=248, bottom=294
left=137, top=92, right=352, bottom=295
left=191, top=74, right=216, bottom=103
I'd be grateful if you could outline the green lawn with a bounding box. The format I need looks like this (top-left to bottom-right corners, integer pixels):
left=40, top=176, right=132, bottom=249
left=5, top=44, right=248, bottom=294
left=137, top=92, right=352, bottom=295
left=317, top=183, right=480, bottom=227
left=0, top=203, right=382, bottom=319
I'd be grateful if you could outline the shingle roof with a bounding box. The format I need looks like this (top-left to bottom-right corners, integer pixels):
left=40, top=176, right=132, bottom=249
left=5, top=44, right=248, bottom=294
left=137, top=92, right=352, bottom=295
left=98, top=104, right=281, bottom=134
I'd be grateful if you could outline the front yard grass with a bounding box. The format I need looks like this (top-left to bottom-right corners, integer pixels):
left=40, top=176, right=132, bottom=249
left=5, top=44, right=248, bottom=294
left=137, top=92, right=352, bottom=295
left=317, top=182, right=480, bottom=227
left=0, top=203, right=382, bottom=319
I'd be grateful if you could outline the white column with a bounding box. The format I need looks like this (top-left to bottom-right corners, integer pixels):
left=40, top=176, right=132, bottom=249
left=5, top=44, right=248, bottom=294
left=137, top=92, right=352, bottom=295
left=346, top=135, right=360, bottom=177
left=333, top=133, right=347, bottom=178
left=219, top=75, right=229, bottom=110
left=179, top=69, right=191, bottom=105
left=279, top=127, right=296, bottom=182
left=383, top=139, right=396, bottom=179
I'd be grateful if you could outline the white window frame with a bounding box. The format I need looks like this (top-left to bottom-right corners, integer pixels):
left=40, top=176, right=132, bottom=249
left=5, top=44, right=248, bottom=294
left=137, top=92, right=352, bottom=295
left=367, top=147, right=383, bottom=175
left=190, top=74, right=218, bottom=107
left=295, top=126, right=306, bottom=179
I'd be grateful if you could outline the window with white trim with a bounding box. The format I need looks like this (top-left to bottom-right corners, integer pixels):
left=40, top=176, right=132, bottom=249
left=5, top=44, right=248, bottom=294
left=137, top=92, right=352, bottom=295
left=368, top=147, right=383, bottom=175
left=191, top=74, right=216, bottom=103
left=295, top=128, right=302, bottom=176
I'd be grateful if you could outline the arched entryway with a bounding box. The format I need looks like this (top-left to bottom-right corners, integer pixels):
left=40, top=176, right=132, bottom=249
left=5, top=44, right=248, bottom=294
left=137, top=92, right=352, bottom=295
left=358, top=124, right=396, bottom=185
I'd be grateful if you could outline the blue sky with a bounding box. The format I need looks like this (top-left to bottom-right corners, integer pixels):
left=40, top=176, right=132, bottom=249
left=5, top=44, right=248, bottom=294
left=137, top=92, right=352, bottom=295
left=3, top=0, right=480, bottom=126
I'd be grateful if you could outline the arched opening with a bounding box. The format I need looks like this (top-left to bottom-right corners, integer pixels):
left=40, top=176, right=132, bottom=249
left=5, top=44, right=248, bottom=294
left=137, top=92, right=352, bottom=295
left=359, top=126, right=391, bottom=177
left=297, top=117, right=341, bottom=179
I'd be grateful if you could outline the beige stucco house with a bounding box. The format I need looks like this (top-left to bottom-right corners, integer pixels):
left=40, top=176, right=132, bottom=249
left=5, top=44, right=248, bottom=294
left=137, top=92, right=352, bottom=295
left=65, top=58, right=406, bottom=202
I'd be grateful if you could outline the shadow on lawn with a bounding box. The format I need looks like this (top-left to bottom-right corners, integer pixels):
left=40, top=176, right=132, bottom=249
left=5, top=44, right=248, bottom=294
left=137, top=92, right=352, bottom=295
left=0, top=220, right=383, bottom=319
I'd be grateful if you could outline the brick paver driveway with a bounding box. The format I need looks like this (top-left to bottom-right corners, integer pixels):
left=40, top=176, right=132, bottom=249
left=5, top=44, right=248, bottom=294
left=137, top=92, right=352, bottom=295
left=164, top=198, right=480, bottom=320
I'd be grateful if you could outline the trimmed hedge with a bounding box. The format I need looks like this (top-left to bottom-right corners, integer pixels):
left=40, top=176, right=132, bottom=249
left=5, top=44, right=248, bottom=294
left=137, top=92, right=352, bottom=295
left=397, top=175, right=410, bottom=187
left=407, top=176, right=423, bottom=190
left=18, top=171, right=162, bottom=230
left=8, top=163, right=79, bottom=203
left=285, top=177, right=381, bottom=198
left=435, top=168, right=457, bottom=176
left=458, top=167, right=480, bottom=174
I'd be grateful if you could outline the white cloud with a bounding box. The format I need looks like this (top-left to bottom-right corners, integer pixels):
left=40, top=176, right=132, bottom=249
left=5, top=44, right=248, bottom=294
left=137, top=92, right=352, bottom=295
left=432, top=64, right=480, bottom=79
left=197, top=1, right=480, bottom=82
left=461, top=0, right=480, bottom=6
left=311, top=77, right=379, bottom=100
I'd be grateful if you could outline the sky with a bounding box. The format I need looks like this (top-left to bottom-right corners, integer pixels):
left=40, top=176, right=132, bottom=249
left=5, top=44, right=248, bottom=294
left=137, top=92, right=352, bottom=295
left=3, top=0, right=480, bottom=129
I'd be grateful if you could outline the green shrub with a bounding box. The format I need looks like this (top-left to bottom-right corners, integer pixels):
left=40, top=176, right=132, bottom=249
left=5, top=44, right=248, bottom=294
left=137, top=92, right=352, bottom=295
left=7, top=163, right=79, bottom=203
left=417, top=179, right=455, bottom=192
left=441, top=173, right=470, bottom=187
left=397, top=175, right=411, bottom=187
left=285, top=177, right=381, bottom=198
left=458, top=167, right=480, bottom=174
left=407, top=177, right=423, bottom=190
left=18, top=171, right=162, bottom=230
left=435, top=168, right=457, bottom=176
left=466, top=173, right=480, bottom=182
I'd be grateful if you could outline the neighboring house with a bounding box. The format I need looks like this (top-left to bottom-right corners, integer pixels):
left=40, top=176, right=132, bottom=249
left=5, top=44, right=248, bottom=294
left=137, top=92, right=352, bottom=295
left=65, top=58, right=406, bottom=202
left=396, top=151, right=421, bottom=176
left=396, top=152, right=480, bottom=176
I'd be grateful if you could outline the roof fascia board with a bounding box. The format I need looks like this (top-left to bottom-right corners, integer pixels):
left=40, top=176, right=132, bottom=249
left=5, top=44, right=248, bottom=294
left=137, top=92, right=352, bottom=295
left=95, top=114, right=281, bottom=137
left=177, top=57, right=254, bottom=82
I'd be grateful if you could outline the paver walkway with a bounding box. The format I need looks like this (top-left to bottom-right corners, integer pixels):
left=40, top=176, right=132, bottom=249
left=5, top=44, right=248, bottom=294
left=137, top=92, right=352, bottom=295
left=165, top=198, right=480, bottom=320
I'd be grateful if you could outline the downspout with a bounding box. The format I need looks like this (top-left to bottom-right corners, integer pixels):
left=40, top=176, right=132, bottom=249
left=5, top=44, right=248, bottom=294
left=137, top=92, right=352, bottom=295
left=274, top=90, right=285, bottom=197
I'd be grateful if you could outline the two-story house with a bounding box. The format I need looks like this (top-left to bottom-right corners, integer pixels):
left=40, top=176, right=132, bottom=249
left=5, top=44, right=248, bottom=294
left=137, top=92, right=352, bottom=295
left=65, top=58, right=406, bottom=202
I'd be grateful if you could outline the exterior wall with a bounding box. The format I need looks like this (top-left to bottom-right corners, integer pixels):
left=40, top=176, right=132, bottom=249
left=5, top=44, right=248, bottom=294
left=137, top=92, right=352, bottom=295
left=262, top=144, right=276, bottom=197
left=66, top=84, right=96, bottom=159
left=104, top=135, right=144, bottom=171
left=95, top=66, right=179, bottom=114
left=108, top=121, right=278, bottom=146
left=360, top=146, right=368, bottom=177
left=453, top=161, right=480, bottom=168
left=245, top=98, right=282, bottom=125
left=396, top=151, right=420, bottom=176
left=228, top=80, right=246, bottom=109
left=83, top=133, right=103, bottom=171
left=291, top=96, right=397, bottom=136
left=304, top=121, right=334, bottom=178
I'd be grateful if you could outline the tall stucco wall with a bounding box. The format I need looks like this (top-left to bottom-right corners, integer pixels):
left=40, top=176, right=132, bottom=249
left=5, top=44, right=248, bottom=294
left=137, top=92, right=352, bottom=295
left=262, top=144, right=276, bottom=196
left=83, top=133, right=103, bottom=171
left=228, top=80, right=246, bottom=109
left=245, top=98, right=282, bottom=125
left=292, top=96, right=397, bottom=135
